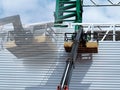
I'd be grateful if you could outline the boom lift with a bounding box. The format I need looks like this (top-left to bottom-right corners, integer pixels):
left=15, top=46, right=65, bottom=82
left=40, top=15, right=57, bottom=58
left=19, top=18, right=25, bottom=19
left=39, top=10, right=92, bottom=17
left=54, top=0, right=98, bottom=90
left=1, top=15, right=55, bottom=58
left=0, top=15, right=33, bottom=46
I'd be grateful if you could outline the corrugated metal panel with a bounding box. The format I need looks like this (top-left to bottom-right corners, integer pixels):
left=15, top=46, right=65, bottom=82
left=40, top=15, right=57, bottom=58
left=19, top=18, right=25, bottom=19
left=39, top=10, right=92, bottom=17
left=1, top=18, right=120, bottom=90
left=70, top=41, right=120, bottom=90
left=1, top=33, right=120, bottom=89
left=0, top=35, right=66, bottom=90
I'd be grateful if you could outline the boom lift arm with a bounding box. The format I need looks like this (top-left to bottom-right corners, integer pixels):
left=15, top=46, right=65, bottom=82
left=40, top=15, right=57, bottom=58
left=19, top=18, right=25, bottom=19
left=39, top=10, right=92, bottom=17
left=57, top=26, right=83, bottom=90
left=0, top=15, right=33, bottom=46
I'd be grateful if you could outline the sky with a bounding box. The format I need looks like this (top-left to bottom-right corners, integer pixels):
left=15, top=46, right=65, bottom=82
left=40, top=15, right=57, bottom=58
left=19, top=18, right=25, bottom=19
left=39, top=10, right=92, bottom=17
left=0, top=0, right=120, bottom=24
left=83, top=0, right=120, bottom=23
left=0, top=0, right=56, bottom=24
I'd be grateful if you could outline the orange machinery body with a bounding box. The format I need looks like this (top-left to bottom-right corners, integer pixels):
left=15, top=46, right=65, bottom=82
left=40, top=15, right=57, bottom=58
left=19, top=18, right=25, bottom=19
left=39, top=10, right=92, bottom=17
left=64, top=41, right=98, bottom=53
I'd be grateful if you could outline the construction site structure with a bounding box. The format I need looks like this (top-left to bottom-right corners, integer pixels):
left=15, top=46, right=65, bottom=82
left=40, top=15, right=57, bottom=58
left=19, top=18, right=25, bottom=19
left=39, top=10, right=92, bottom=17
left=0, top=0, right=120, bottom=90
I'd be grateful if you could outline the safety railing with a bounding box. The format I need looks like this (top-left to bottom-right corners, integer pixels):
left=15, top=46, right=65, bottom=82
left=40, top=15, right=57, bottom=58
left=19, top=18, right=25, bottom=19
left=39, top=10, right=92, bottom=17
left=54, top=23, right=120, bottom=41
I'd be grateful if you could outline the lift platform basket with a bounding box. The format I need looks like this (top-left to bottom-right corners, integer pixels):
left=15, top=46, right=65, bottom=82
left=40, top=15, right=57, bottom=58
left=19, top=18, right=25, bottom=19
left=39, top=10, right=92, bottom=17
left=64, top=41, right=98, bottom=53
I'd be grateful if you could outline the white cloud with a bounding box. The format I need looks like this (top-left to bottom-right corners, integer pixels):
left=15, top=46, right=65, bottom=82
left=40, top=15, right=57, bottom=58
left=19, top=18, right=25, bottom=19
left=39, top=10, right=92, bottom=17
left=83, top=0, right=120, bottom=23
left=104, top=7, right=120, bottom=22
left=1, top=0, right=55, bottom=24
left=0, top=0, right=120, bottom=24
left=83, top=8, right=107, bottom=23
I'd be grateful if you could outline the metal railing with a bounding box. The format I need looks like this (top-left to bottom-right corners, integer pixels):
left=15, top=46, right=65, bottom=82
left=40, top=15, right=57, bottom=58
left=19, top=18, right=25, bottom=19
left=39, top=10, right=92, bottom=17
left=84, top=0, right=120, bottom=7
left=54, top=23, right=120, bottom=41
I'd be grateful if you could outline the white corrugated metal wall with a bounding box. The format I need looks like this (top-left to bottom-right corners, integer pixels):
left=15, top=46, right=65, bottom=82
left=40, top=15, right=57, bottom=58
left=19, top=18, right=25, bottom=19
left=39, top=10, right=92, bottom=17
left=70, top=41, right=120, bottom=90
left=0, top=25, right=120, bottom=90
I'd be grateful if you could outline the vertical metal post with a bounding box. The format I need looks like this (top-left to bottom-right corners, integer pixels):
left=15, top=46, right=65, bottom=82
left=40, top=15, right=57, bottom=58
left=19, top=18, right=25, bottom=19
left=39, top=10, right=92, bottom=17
left=113, top=25, right=116, bottom=41
left=91, top=24, right=94, bottom=41
left=55, top=0, right=60, bottom=23
left=75, top=0, right=83, bottom=23
left=75, top=0, right=83, bottom=32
